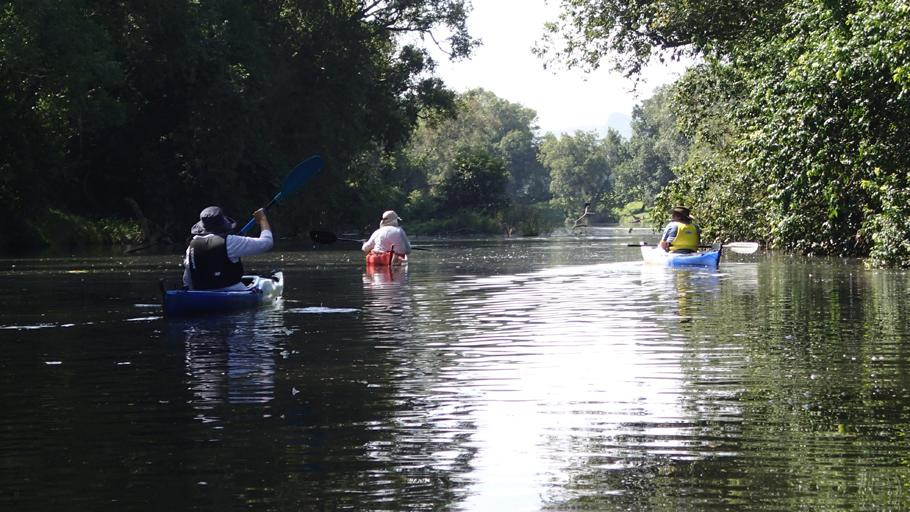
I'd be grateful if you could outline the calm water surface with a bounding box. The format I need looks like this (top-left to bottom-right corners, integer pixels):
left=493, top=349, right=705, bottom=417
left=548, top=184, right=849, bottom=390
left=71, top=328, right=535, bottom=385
left=2, top=227, right=910, bottom=511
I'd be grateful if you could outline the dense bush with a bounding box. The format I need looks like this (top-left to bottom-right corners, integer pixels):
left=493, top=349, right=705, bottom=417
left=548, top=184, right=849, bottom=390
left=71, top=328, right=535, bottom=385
left=543, top=0, right=910, bottom=267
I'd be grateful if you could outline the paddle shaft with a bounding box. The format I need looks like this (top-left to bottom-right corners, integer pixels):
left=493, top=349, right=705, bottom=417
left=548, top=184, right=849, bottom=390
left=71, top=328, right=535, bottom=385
left=630, top=241, right=759, bottom=254
left=238, top=155, right=324, bottom=234
left=628, top=243, right=714, bottom=248
left=310, top=230, right=430, bottom=251
left=237, top=197, right=278, bottom=234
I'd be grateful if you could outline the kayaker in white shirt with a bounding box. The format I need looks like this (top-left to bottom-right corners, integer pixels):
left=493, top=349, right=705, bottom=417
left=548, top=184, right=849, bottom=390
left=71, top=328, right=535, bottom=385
left=361, top=210, right=411, bottom=264
left=182, top=206, right=273, bottom=290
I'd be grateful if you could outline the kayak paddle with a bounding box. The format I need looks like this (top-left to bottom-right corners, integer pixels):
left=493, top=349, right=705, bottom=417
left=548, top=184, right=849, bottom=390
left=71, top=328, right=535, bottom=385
left=310, top=230, right=364, bottom=244
left=629, top=241, right=760, bottom=254
left=237, top=155, right=325, bottom=234
left=721, top=242, right=760, bottom=254
left=309, top=230, right=431, bottom=251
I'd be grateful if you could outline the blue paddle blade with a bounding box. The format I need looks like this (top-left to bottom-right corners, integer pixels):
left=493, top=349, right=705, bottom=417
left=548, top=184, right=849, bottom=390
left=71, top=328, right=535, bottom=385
left=237, top=155, right=324, bottom=234
left=280, top=155, right=324, bottom=198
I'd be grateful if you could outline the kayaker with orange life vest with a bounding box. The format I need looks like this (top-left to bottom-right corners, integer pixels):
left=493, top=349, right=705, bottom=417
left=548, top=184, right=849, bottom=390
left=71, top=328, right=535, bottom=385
left=658, top=206, right=701, bottom=253
left=182, top=206, right=273, bottom=290
left=361, top=210, right=411, bottom=266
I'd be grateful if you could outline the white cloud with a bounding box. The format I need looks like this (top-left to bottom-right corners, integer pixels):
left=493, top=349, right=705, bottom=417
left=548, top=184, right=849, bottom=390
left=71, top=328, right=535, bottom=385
left=426, top=0, right=689, bottom=137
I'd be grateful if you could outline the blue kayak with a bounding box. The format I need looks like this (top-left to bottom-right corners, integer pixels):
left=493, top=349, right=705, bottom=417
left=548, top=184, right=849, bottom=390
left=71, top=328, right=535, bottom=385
left=162, top=272, right=284, bottom=317
left=640, top=247, right=721, bottom=268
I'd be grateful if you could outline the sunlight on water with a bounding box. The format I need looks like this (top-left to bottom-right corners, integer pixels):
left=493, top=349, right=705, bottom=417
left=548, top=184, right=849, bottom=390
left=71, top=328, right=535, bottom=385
left=2, top=234, right=910, bottom=510
left=285, top=306, right=361, bottom=314
left=392, top=263, right=739, bottom=509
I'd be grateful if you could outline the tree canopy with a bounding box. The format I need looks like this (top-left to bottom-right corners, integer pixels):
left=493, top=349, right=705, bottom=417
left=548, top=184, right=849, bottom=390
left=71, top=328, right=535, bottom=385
left=404, top=88, right=548, bottom=204
left=539, top=129, right=626, bottom=214
left=0, top=0, right=475, bottom=248
left=543, top=0, right=910, bottom=267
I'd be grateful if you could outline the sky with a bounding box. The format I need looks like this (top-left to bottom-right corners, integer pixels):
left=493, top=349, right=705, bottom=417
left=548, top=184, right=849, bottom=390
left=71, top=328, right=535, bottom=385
left=425, top=0, right=690, bottom=138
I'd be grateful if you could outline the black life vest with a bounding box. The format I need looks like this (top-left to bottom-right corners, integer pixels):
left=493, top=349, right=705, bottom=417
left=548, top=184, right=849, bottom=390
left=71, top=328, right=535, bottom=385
left=188, top=235, right=244, bottom=290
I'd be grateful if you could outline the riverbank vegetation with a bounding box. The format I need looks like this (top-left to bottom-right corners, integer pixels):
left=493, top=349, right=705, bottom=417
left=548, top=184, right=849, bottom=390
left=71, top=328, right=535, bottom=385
left=1, top=0, right=476, bottom=251
left=540, top=0, right=910, bottom=268
left=3, top=1, right=908, bottom=267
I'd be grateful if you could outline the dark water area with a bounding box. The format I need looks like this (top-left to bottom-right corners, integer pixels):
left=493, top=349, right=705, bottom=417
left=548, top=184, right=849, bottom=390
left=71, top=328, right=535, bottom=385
left=2, top=227, right=910, bottom=510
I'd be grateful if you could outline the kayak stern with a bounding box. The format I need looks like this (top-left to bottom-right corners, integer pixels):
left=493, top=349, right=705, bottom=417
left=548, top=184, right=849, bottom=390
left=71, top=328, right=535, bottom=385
left=640, top=247, right=721, bottom=268
left=162, top=272, right=284, bottom=317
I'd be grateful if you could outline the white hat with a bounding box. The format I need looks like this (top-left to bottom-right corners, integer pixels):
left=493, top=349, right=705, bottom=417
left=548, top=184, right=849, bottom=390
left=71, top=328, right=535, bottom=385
left=380, top=210, right=401, bottom=226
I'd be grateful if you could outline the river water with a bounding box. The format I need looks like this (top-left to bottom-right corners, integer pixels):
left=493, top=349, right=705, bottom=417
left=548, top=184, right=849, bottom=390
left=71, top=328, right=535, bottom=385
left=2, top=227, right=910, bottom=511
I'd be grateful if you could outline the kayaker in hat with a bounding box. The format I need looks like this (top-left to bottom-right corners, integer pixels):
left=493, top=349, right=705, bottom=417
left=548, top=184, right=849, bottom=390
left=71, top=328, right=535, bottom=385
left=361, top=210, right=411, bottom=266
left=182, top=206, right=273, bottom=290
left=658, top=206, right=701, bottom=253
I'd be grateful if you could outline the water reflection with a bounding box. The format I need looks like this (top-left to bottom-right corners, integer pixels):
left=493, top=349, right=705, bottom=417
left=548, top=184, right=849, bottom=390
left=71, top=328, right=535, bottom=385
left=4, top=240, right=910, bottom=510
left=433, top=263, right=694, bottom=509
left=362, top=265, right=410, bottom=293
left=427, top=260, right=808, bottom=510
left=361, top=265, right=416, bottom=341
left=168, top=310, right=285, bottom=425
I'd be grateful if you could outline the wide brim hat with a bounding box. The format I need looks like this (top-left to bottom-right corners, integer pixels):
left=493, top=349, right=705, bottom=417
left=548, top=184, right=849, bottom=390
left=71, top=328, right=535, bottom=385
left=191, top=206, right=237, bottom=235
left=380, top=210, right=401, bottom=227
left=671, top=206, right=692, bottom=220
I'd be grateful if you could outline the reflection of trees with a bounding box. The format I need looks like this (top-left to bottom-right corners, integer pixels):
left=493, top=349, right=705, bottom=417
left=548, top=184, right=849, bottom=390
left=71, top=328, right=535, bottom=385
left=358, top=266, right=479, bottom=505
left=231, top=265, right=477, bottom=509
left=548, top=260, right=910, bottom=510
left=165, top=272, right=480, bottom=509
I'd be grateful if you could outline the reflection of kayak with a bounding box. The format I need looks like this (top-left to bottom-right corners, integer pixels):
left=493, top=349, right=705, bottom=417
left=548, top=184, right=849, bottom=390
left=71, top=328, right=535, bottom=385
left=640, top=247, right=721, bottom=268
left=364, top=264, right=408, bottom=285
left=162, top=272, right=284, bottom=317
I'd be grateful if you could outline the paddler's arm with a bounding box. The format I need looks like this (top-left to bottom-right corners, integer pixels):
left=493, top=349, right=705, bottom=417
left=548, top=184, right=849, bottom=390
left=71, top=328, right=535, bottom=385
left=182, top=246, right=193, bottom=289
left=226, top=209, right=273, bottom=261
left=658, top=224, right=675, bottom=252
left=400, top=228, right=412, bottom=255
left=362, top=232, right=376, bottom=254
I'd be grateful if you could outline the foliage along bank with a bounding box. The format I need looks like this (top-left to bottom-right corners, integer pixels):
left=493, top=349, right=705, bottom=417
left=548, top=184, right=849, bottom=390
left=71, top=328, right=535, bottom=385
left=391, top=87, right=685, bottom=237
left=1, top=1, right=665, bottom=250
left=0, top=0, right=475, bottom=252
left=542, top=0, right=910, bottom=268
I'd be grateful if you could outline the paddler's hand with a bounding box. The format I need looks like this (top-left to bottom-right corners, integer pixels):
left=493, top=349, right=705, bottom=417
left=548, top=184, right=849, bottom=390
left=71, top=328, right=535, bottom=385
left=253, top=208, right=271, bottom=232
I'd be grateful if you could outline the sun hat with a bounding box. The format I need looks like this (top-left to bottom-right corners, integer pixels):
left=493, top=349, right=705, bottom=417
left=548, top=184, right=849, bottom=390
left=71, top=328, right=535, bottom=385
left=191, top=206, right=237, bottom=235
left=671, top=206, right=692, bottom=221
left=380, top=210, right=401, bottom=227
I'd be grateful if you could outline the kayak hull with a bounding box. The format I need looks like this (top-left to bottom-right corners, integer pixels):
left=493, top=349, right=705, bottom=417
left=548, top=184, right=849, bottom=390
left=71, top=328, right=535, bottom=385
left=162, top=272, right=284, bottom=317
left=640, top=247, right=721, bottom=268
left=365, top=251, right=407, bottom=267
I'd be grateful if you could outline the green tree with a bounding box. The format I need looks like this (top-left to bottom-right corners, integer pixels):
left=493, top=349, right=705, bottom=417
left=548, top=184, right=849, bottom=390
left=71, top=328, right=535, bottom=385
left=539, top=129, right=625, bottom=215
left=405, top=88, right=548, bottom=204
left=544, top=0, right=910, bottom=267
left=614, top=85, right=690, bottom=205
left=0, top=0, right=476, bottom=248
left=438, top=147, right=510, bottom=213
left=537, top=0, right=789, bottom=76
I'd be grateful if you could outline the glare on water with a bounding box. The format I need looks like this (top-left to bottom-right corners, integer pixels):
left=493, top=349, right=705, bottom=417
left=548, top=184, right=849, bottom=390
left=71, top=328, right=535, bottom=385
left=2, top=228, right=910, bottom=510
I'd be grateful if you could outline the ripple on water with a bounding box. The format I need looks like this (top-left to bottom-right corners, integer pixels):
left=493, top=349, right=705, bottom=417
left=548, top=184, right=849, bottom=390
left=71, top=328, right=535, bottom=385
left=4, top=245, right=910, bottom=510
